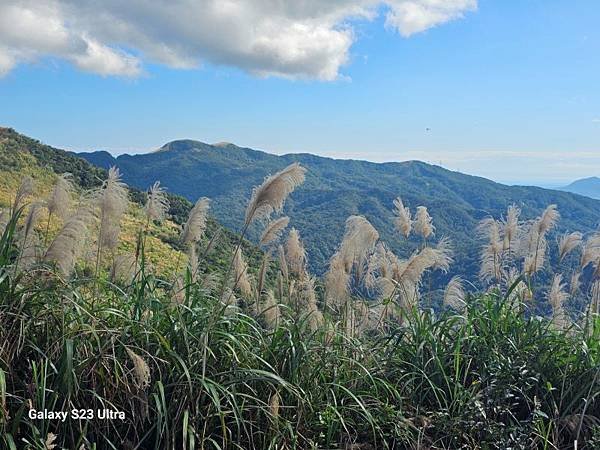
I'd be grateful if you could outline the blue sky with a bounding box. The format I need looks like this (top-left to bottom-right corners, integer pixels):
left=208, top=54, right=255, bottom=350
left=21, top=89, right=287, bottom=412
left=1, top=0, right=599, bottom=185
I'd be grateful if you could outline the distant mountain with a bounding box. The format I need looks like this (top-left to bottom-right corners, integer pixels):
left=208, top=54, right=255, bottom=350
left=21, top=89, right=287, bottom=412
left=560, top=177, right=600, bottom=200
left=78, top=140, right=600, bottom=281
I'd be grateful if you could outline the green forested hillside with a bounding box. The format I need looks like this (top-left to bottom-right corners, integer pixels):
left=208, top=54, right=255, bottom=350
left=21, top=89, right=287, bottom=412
left=79, top=139, right=600, bottom=281
left=0, top=127, right=267, bottom=276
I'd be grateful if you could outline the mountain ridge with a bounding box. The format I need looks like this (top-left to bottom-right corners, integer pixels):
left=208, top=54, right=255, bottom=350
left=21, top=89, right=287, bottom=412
left=77, top=139, right=600, bottom=282
left=560, top=176, right=600, bottom=200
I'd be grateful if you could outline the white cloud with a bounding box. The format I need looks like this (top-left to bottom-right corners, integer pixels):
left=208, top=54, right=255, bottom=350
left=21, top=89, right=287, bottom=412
left=0, top=0, right=476, bottom=80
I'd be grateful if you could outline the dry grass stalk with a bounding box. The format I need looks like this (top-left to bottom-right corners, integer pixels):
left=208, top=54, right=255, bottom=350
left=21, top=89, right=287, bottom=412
left=558, top=232, right=582, bottom=261
left=244, top=163, right=306, bottom=226
left=444, top=276, right=466, bottom=311
left=262, top=290, right=281, bottom=329
left=325, top=254, right=351, bottom=311
left=414, top=206, right=434, bottom=240
left=393, top=197, right=412, bottom=238
left=570, top=271, right=581, bottom=297
left=278, top=244, right=289, bottom=280
left=181, top=197, right=210, bottom=246
left=110, top=254, right=138, bottom=284
left=45, top=207, right=91, bottom=277
left=590, top=281, right=600, bottom=316
left=299, top=277, right=324, bottom=331
left=47, top=173, right=73, bottom=220
left=126, top=348, right=151, bottom=389
left=12, top=176, right=34, bottom=212
left=548, top=274, right=569, bottom=329
left=96, top=167, right=129, bottom=251
left=478, top=218, right=504, bottom=283
left=260, top=216, right=289, bottom=247
left=502, top=204, right=521, bottom=252
left=286, top=227, right=306, bottom=277
left=233, top=248, right=252, bottom=297
left=145, top=181, right=169, bottom=223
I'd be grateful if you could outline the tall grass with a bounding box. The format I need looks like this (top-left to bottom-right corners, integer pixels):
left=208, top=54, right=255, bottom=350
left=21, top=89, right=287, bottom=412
left=1, top=169, right=600, bottom=449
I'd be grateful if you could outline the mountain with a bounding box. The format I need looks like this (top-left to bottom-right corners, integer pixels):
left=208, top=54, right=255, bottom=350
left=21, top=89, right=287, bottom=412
left=560, top=177, right=600, bottom=200
left=77, top=140, right=600, bottom=283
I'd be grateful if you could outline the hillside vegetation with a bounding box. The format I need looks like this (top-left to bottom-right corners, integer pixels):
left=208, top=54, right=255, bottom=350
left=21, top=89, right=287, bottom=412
left=79, top=139, right=600, bottom=280
left=2, top=130, right=600, bottom=448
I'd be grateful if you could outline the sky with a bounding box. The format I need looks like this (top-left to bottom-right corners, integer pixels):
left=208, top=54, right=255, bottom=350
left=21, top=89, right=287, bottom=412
left=1, top=0, right=599, bottom=186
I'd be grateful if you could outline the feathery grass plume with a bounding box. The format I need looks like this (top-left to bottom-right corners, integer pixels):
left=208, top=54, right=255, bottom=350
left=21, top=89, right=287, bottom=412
left=12, top=176, right=34, bottom=212
left=16, top=202, right=43, bottom=272
left=110, top=254, right=138, bottom=284
left=325, top=253, right=351, bottom=310
left=96, top=166, right=129, bottom=251
left=233, top=248, right=253, bottom=297
left=45, top=207, right=91, bottom=277
left=444, top=276, right=466, bottom=311
left=390, top=247, right=441, bottom=309
left=521, top=205, right=560, bottom=276
left=431, top=237, right=453, bottom=271
left=44, top=432, right=57, bottom=450
left=393, top=197, right=412, bottom=238
left=299, top=277, right=324, bottom=331
left=548, top=274, right=569, bottom=329
left=278, top=244, right=289, bottom=280
left=260, top=216, right=289, bottom=247
left=558, top=231, right=582, bottom=262
left=501, top=204, right=521, bottom=252
left=338, top=215, right=379, bottom=270
left=269, top=391, right=281, bottom=421
left=126, top=348, right=151, bottom=389
left=145, top=181, right=169, bottom=223
left=181, top=197, right=210, bottom=247
left=478, top=218, right=504, bottom=282
left=257, top=253, right=270, bottom=298
left=580, top=233, right=600, bottom=270
left=503, top=267, right=532, bottom=303
left=46, top=173, right=73, bottom=220
left=414, top=206, right=434, bottom=240
left=570, top=271, right=581, bottom=297
left=589, top=281, right=600, bottom=315
left=261, top=290, right=281, bottom=329
left=187, top=243, right=199, bottom=282
left=285, top=227, right=307, bottom=277
left=538, top=204, right=560, bottom=235
left=244, top=162, right=306, bottom=226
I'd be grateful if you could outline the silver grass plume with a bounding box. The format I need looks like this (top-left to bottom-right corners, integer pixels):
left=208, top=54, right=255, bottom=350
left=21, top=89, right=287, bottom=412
left=126, top=348, right=151, bottom=389
left=110, top=254, right=138, bottom=284
left=45, top=207, right=91, bottom=277
left=46, top=173, right=73, bottom=220
left=16, top=202, right=43, bottom=272
left=181, top=197, right=210, bottom=247
left=260, top=216, right=289, bottom=247
left=558, top=231, right=582, bottom=261
left=0, top=209, right=8, bottom=234
left=257, top=253, right=270, bottom=298
left=325, top=253, right=351, bottom=310
left=501, top=204, right=521, bottom=252
left=432, top=237, right=454, bottom=271
left=444, top=276, right=466, bottom=311
left=478, top=218, right=504, bottom=282
left=233, top=248, right=253, bottom=297
left=261, top=290, right=281, bottom=329
left=278, top=244, right=289, bottom=280
left=145, top=181, right=169, bottom=223
left=393, top=197, right=412, bottom=238
left=414, top=206, right=434, bottom=240
left=12, top=176, right=34, bottom=212
left=548, top=274, right=569, bottom=329
left=187, top=244, right=199, bottom=282
left=96, top=167, right=129, bottom=251
left=299, top=277, right=324, bottom=331
left=580, top=233, right=600, bottom=270
left=338, top=215, right=379, bottom=269
left=285, top=227, right=307, bottom=277
left=522, top=205, right=559, bottom=276
left=570, top=271, right=581, bottom=297
left=244, top=163, right=306, bottom=226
